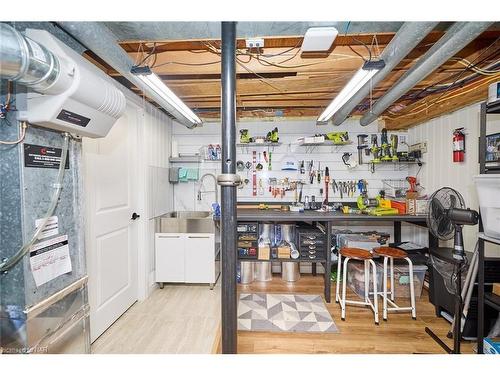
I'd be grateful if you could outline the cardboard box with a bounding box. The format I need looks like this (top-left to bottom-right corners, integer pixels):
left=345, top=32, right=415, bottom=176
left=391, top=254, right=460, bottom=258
left=493, top=283, right=500, bottom=297
left=258, top=245, right=270, bottom=260
left=406, top=199, right=416, bottom=215
left=483, top=337, right=500, bottom=354
left=277, top=246, right=290, bottom=259
left=406, top=191, right=419, bottom=200
left=415, top=199, right=429, bottom=215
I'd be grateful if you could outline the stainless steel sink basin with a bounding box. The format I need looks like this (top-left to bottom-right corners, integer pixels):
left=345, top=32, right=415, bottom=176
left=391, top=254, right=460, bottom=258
left=158, top=211, right=217, bottom=233
left=167, top=211, right=211, bottom=219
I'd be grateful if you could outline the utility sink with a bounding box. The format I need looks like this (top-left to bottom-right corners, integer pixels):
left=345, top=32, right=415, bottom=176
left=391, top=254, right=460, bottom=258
left=167, top=211, right=211, bottom=219
left=158, top=211, right=217, bottom=233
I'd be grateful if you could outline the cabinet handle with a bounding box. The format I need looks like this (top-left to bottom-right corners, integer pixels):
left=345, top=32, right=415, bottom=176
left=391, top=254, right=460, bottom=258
left=158, top=235, right=181, bottom=239
left=188, top=236, right=211, bottom=239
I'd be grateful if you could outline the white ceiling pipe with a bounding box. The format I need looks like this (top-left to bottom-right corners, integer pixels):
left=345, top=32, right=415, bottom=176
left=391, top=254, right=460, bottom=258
left=57, top=22, right=200, bottom=128
left=359, top=22, right=493, bottom=127
left=329, top=22, right=438, bottom=126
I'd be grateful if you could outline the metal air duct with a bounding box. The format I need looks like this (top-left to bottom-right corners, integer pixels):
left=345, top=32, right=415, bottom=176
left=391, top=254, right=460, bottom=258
left=330, top=22, right=438, bottom=126
left=359, top=22, right=493, bottom=126
left=57, top=22, right=200, bottom=128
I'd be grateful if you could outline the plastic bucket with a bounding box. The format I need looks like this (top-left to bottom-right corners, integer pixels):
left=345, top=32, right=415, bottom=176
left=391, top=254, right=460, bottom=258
left=474, top=175, right=500, bottom=239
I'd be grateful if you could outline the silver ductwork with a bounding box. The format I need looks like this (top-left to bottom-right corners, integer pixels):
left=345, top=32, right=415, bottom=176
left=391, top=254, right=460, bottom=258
left=57, top=22, right=199, bottom=128
left=0, top=23, right=68, bottom=94
left=330, top=22, right=438, bottom=126
left=360, top=22, right=493, bottom=126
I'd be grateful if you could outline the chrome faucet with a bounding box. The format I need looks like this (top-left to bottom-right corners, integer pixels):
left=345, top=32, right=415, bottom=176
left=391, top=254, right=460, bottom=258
left=197, top=173, right=218, bottom=205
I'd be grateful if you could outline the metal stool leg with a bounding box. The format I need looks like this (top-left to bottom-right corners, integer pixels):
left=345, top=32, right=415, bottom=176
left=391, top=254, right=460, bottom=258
left=341, top=257, right=349, bottom=320
left=364, top=260, right=369, bottom=304
left=370, top=259, right=379, bottom=325
left=383, top=256, right=388, bottom=321
left=335, top=253, right=342, bottom=303
left=407, top=257, right=417, bottom=319
left=390, top=257, right=395, bottom=301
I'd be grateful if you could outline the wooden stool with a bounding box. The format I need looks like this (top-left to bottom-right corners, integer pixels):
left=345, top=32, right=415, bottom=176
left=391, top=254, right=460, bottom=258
left=373, top=247, right=417, bottom=321
left=335, top=247, right=379, bottom=325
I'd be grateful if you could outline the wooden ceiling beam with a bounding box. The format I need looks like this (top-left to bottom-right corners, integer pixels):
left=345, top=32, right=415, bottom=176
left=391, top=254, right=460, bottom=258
left=119, top=33, right=395, bottom=53
left=384, top=74, right=500, bottom=130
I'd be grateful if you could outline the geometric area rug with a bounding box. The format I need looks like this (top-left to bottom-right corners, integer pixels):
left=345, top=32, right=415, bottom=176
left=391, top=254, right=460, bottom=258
left=238, top=293, right=339, bottom=333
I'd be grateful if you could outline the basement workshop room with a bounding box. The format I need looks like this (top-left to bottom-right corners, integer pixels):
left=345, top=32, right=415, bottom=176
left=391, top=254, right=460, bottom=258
left=2, top=2, right=500, bottom=370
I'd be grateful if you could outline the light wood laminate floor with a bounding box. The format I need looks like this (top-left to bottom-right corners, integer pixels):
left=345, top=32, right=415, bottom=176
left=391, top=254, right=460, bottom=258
left=91, top=284, right=221, bottom=354
left=232, top=275, right=475, bottom=354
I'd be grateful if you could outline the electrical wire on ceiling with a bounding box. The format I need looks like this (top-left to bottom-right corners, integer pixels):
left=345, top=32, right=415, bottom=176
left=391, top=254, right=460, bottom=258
left=343, top=21, right=373, bottom=62
left=383, top=37, right=500, bottom=118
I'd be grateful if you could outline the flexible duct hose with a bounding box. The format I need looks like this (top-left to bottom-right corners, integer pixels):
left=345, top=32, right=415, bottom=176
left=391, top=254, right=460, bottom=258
left=0, top=132, right=70, bottom=273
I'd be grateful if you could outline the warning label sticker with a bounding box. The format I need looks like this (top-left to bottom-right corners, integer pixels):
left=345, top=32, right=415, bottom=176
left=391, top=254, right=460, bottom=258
left=24, top=144, right=70, bottom=169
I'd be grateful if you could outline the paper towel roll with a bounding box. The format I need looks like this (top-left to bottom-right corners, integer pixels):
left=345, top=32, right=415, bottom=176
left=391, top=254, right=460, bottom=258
left=171, top=140, right=179, bottom=158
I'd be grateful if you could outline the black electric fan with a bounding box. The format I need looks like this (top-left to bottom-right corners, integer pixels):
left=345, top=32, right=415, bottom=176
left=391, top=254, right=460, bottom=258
left=425, top=187, right=479, bottom=354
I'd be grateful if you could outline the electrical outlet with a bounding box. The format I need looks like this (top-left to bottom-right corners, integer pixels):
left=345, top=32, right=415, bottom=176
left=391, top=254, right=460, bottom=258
left=245, top=38, right=264, bottom=49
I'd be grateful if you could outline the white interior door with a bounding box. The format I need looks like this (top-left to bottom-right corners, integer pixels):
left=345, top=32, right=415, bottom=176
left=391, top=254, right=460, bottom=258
left=83, top=107, right=139, bottom=342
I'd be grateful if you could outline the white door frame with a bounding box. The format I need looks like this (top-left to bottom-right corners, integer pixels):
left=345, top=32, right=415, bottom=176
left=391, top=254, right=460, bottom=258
left=135, top=105, right=152, bottom=302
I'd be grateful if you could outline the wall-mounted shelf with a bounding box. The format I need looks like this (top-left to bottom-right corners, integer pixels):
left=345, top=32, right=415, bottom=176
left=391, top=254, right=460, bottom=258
left=298, top=140, right=353, bottom=154
left=370, top=160, right=423, bottom=173
left=237, top=142, right=282, bottom=154
left=237, top=142, right=282, bottom=147
left=169, top=156, right=201, bottom=163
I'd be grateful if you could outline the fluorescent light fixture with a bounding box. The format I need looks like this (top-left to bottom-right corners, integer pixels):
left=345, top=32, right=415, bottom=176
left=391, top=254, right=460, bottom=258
left=317, top=60, right=385, bottom=124
left=132, top=67, right=202, bottom=126
left=302, top=27, right=339, bottom=52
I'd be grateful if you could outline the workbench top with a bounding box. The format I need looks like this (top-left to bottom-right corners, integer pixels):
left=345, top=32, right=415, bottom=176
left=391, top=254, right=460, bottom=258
left=237, top=208, right=427, bottom=222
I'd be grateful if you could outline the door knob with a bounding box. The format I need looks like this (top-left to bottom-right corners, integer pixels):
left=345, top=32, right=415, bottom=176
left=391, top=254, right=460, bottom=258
left=131, top=212, right=141, bottom=220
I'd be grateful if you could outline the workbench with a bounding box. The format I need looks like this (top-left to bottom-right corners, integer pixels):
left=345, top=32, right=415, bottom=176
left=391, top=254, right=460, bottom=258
left=237, top=209, right=433, bottom=303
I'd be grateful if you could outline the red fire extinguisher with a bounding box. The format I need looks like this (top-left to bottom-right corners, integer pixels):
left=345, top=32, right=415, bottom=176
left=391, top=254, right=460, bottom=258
left=453, top=128, right=465, bottom=163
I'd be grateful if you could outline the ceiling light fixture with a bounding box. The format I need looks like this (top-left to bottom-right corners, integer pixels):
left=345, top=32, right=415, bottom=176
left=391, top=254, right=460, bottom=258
left=317, top=60, right=385, bottom=124
left=131, top=66, right=202, bottom=126
left=301, top=27, right=339, bottom=52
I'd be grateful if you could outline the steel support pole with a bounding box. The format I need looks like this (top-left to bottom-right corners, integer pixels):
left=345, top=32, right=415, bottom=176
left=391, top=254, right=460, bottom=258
left=220, top=21, right=238, bottom=354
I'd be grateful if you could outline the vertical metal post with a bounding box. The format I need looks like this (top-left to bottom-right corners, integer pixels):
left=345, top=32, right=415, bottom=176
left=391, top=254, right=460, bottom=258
left=220, top=21, right=237, bottom=354
left=477, top=238, right=485, bottom=354
left=479, top=102, right=487, bottom=174
left=324, top=221, right=332, bottom=303
left=394, top=221, right=402, bottom=243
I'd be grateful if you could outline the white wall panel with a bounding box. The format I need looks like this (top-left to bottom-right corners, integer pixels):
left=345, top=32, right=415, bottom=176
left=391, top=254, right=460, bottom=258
left=408, top=103, right=500, bottom=251
left=172, top=118, right=409, bottom=209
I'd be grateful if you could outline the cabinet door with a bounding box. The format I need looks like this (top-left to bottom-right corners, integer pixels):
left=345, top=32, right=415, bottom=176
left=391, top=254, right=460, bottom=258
left=184, top=234, right=215, bottom=283
left=155, top=234, right=185, bottom=282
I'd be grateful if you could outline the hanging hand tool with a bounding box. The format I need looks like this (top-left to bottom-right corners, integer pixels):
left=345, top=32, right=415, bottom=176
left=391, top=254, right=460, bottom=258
left=300, top=160, right=305, bottom=174
left=339, top=182, right=343, bottom=199
left=258, top=178, right=264, bottom=195
left=252, top=151, right=257, bottom=196
left=317, top=162, right=321, bottom=183
left=256, top=152, right=263, bottom=170
left=357, top=134, right=368, bottom=165
left=263, top=151, right=268, bottom=164
left=406, top=176, right=417, bottom=193
left=298, top=182, right=303, bottom=203
left=323, top=166, right=330, bottom=206
left=268, top=151, right=272, bottom=170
